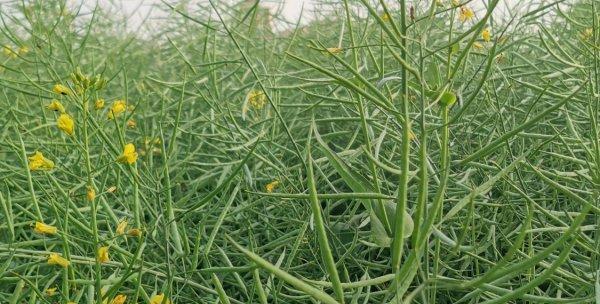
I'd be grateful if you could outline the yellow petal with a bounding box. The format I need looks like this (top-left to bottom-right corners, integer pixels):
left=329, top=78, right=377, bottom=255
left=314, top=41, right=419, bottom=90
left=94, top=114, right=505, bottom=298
left=127, top=228, right=142, bottom=237
left=57, top=113, right=75, bottom=136
left=47, top=100, right=65, bottom=113
left=87, top=187, right=96, bottom=201
left=28, top=151, right=54, bottom=171
left=150, top=294, right=171, bottom=304
left=95, top=99, right=105, bottom=109
left=117, top=143, right=138, bottom=164
left=265, top=180, right=280, bottom=193
left=34, top=222, right=57, bottom=235
left=47, top=253, right=70, bottom=268
left=45, top=287, right=57, bottom=296
left=110, top=295, right=127, bottom=304
left=52, top=84, right=71, bottom=96
left=116, top=220, right=128, bottom=235
left=97, top=246, right=109, bottom=263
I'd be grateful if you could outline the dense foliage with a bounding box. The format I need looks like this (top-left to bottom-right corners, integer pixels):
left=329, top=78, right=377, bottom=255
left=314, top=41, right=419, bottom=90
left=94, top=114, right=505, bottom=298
left=0, top=0, right=598, bottom=303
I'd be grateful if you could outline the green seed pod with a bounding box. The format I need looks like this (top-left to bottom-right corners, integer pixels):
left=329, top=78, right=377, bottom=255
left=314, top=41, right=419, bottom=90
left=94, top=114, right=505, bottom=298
left=450, top=43, right=460, bottom=54
left=439, top=91, right=457, bottom=107
left=95, top=77, right=106, bottom=90
left=70, top=72, right=78, bottom=84
left=83, top=76, right=91, bottom=89
left=75, top=67, right=84, bottom=82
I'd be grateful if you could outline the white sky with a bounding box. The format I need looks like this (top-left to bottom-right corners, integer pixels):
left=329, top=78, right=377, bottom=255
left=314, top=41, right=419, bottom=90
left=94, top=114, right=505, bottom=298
left=90, top=0, right=313, bottom=31
left=71, top=0, right=565, bottom=34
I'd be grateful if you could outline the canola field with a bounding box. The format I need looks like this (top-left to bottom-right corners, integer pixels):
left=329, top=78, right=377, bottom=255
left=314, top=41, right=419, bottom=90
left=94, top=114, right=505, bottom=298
left=0, top=0, right=598, bottom=303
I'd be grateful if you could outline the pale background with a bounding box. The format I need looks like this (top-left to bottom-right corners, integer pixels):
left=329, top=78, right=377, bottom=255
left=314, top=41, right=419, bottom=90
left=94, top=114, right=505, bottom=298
left=74, top=0, right=554, bottom=33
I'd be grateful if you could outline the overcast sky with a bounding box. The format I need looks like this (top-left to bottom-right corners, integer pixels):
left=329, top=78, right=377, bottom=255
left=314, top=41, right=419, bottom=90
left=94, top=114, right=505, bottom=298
left=74, top=0, right=562, bottom=34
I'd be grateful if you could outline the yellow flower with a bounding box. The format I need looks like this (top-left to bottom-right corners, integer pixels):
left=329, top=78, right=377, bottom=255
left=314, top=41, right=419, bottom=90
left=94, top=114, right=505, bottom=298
left=408, top=129, right=416, bottom=141
left=116, top=220, right=128, bottom=235
left=34, top=222, right=57, bottom=235
left=97, top=246, right=109, bottom=263
left=117, top=143, right=138, bottom=164
left=53, top=84, right=72, bottom=96
left=324, top=47, right=343, bottom=55
left=18, top=46, right=29, bottom=55
left=3, top=46, right=16, bottom=58
left=265, top=180, right=280, bottom=193
left=482, top=28, right=491, bottom=42
left=87, top=187, right=96, bottom=201
left=127, top=228, right=142, bottom=237
left=581, top=28, right=593, bottom=40
left=458, top=6, right=474, bottom=22
left=47, top=253, right=70, bottom=268
left=108, top=100, right=127, bottom=119
left=45, top=287, right=57, bottom=296
left=381, top=13, right=390, bottom=21
left=47, top=99, right=65, bottom=113
left=150, top=293, right=171, bottom=304
left=28, top=151, right=55, bottom=171
left=248, top=90, right=266, bottom=109
left=57, top=113, right=75, bottom=136
left=95, top=99, right=105, bottom=109
left=111, top=295, right=127, bottom=304
left=127, top=119, right=136, bottom=128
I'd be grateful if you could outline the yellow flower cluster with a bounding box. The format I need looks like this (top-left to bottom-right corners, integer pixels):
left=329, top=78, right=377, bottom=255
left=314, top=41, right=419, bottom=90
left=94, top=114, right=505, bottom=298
left=47, top=100, right=65, bottom=113
left=150, top=293, right=171, bottom=304
left=108, top=99, right=127, bottom=119
left=87, top=187, right=96, bottom=201
left=95, top=98, right=105, bottom=109
left=53, top=84, right=72, bottom=96
left=482, top=28, right=491, bottom=42
left=3, top=45, right=17, bottom=58
left=110, top=295, right=127, bottom=304
left=97, top=246, right=110, bottom=263
left=3, top=44, right=26, bottom=57
left=34, top=222, right=57, bottom=235
left=28, top=151, right=55, bottom=171
left=266, top=180, right=280, bottom=193
left=458, top=6, right=474, bottom=22
left=116, top=220, right=128, bottom=235
left=117, top=143, right=138, bottom=164
left=248, top=90, right=266, bottom=109
left=57, top=113, right=75, bottom=136
left=47, top=253, right=70, bottom=268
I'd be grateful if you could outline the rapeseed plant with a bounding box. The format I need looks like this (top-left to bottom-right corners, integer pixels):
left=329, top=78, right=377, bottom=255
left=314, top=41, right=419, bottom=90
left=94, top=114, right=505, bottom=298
left=97, top=246, right=109, bottom=263
left=116, top=220, right=128, bottom=235
left=0, top=1, right=596, bottom=303
left=28, top=151, right=54, bottom=171
left=458, top=6, right=474, bottom=22
left=33, top=222, right=57, bottom=235
left=52, top=84, right=71, bottom=96
left=117, top=143, right=138, bottom=164
left=108, top=100, right=127, bottom=119
left=47, top=99, right=65, bottom=113
left=150, top=293, right=171, bottom=304
left=57, top=113, right=75, bottom=135
left=47, top=253, right=70, bottom=268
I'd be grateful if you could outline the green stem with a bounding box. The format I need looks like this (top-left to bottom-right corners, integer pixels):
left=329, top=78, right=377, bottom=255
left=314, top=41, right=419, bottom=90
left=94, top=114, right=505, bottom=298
left=391, top=0, right=410, bottom=292
left=307, top=126, right=345, bottom=303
